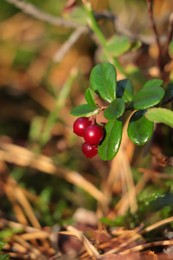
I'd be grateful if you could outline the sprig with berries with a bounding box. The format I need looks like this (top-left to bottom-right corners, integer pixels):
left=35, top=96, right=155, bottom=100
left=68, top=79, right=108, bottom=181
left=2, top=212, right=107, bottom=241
left=73, top=117, right=105, bottom=158
left=71, top=62, right=173, bottom=161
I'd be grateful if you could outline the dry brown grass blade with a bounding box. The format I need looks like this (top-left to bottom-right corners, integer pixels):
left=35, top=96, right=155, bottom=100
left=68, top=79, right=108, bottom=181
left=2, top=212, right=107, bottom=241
left=4, top=236, right=48, bottom=260
left=0, top=218, right=39, bottom=233
left=14, top=186, right=41, bottom=229
left=60, top=225, right=100, bottom=259
left=120, top=239, right=173, bottom=255
left=141, top=216, right=173, bottom=234
left=10, top=242, right=27, bottom=254
left=115, top=148, right=137, bottom=215
left=102, top=230, right=141, bottom=256
left=4, top=180, right=29, bottom=225
left=104, top=118, right=137, bottom=215
left=103, top=216, right=173, bottom=255
left=13, top=234, right=33, bottom=250
left=21, top=187, right=38, bottom=202
left=7, top=248, right=47, bottom=260
left=105, top=119, right=134, bottom=193
left=20, top=231, right=50, bottom=240
left=4, top=176, right=41, bottom=229
left=139, top=168, right=173, bottom=179
left=115, top=170, right=151, bottom=216
left=1, top=219, right=54, bottom=258
left=0, top=141, right=107, bottom=204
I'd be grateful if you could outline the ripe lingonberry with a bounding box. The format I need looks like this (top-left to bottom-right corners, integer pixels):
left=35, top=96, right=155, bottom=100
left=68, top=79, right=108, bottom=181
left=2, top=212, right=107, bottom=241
left=73, top=117, right=91, bottom=137
left=82, top=142, right=98, bottom=158
left=84, top=124, right=104, bottom=145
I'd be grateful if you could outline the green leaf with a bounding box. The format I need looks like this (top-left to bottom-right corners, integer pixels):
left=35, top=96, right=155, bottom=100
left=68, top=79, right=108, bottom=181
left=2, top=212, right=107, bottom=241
left=90, top=62, right=116, bottom=103
left=106, top=35, right=131, bottom=57
left=98, top=118, right=122, bottom=160
left=104, top=98, right=125, bottom=119
left=84, top=88, right=97, bottom=106
left=143, top=79, right=163, bottom=88
left=161, top=82, right=173, bottom=104
left=128, top=110, right=154, bottom=146
left=117, top=79, right=134, bottom=102
left=133, top=79, right=165, bottom=109
left=71, top=104, right=99, bottom=117
left=145, top=108, right=173, bottom=128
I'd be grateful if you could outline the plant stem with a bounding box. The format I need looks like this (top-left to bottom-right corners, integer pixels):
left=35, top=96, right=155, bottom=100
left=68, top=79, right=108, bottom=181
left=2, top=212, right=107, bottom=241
left=165, top=12, right=173, bottom=60
left=83, top=2, right=126, bottom=76
left=84, top=2, right=106, bottom=47
left=146, top=0, right=163, bottom=72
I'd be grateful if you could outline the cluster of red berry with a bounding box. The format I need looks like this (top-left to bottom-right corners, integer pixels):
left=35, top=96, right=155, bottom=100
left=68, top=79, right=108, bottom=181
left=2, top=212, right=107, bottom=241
left=73, top=117, right=104, bottom=158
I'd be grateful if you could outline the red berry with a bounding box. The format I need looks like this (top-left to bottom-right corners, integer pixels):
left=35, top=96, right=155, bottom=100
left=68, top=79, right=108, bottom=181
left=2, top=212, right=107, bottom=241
left=73, top=117, right=91, bottom=137
left=82, top=142, right=98, bottom=158
left=84, top=124, right=104, bottom=145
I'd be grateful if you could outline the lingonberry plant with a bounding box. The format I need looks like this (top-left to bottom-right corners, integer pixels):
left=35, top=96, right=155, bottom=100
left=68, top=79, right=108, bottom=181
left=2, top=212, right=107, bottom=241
left=71, top=62, right=173, bottom=160
left=73, top=116, right=104, bottom=158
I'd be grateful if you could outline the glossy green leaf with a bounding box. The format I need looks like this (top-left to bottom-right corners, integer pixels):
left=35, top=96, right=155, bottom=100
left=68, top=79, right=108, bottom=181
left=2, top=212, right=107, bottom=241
left=133, top=79, right=165, bottom=109
left=104, top=98, right=125, bottom=119
left=161, top=82, right=173, bottom=104
left=71, top=104, right=99, bottom=117
left=128, top=110, right=154, bottom=146
left=90, top=62, right=116, bottom=103
left=145, top=108, right=173, bottom=128
left=117, top=79, right=134, bottom=102
left=98, top=118, right=122, bottom=160
left=106, top=35, right=131, bottom=57
left=84, top=88, right=97, bottom=106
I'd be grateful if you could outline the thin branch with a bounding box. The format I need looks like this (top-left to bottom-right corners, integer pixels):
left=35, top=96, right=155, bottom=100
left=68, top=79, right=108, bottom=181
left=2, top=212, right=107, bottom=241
left=95, top=11, right=168, bottom=45
left=120, top=239, right=173, bottom=255
left=5, top=0, right=81, bottom=29
left=53, top=26, right=88, bottom=63
left=146, top=0, right=161, bottom=47
left=151, top=151, right=173, bottom=167
left=165, top=12, right=173, bottom=58
left=94, top=11, right=116, bottom=21
left=167, top=13, right=173, bottom=46
left=146, top=0, right=163, bottom=71
left=5, top=0, right=167, bottom=46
